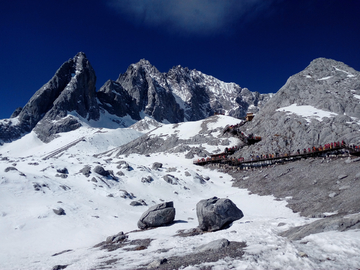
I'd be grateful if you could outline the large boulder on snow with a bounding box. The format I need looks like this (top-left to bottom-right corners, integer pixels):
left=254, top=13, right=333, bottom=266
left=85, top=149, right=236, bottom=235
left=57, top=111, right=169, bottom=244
left=196, top=197, right=243, bottom=231
left=137, top=201, right=175, bottom=229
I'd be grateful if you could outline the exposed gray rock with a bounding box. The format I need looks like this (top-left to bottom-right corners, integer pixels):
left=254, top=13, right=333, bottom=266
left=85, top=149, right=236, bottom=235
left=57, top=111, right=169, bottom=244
left=4, top=167, right=17, bottom=172
left=137, top=201, right=175, bottom=229
left=105, top=232, right=128, bottom=244
left=130, top=200, right=147, bottom=206
left=152, top=162, right=163, bottom=170
left=57, top=168, right=69, bottom=174
left=196, top=197, right=244, bottom=232
left=0, top=52, right=99, bottom=144
left=193, top=174, right=206, bottom=184
left=198, top=238, right=230, bottom=252
left=237, top=58, right=360, bottom=159
left=55, top=174, right=68, bottom=179
left=93, top=165, right=110, bottom=177
left=80, top=165, right=91, bottom=177
left=53, top=208, right=66, bottom=215
left=119, top=190, right=135, bottom=199
left=52, top=265, right=68, bottom=270
left=280, top=213, right=360, bottom=240
left=141, top=176, right=154, bottom=183
left=162, top=174, right=179, bottom=185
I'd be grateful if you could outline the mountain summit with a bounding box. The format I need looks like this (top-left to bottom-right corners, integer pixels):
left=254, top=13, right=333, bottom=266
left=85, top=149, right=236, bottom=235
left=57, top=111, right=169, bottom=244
left=0, top=53, right=270, bottom=144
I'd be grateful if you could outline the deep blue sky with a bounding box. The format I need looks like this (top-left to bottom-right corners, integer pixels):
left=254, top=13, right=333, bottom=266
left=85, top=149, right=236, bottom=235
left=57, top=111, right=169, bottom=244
left=1, top=0, right=359, bottom=119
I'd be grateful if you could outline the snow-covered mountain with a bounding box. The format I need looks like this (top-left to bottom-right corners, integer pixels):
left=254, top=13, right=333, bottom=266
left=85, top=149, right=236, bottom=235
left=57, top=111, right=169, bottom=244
left=0, top=53, right=270, bottom=145
left=1, top=55, right=360, bottom=270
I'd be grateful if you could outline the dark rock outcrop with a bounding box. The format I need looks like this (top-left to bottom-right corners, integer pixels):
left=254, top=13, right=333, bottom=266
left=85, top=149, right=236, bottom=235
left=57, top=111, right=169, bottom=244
left=137, top=201, right=175, bottom=229
left=196, top=197, right=243, bottom=232
left=53, top=208, right=66, bottom=215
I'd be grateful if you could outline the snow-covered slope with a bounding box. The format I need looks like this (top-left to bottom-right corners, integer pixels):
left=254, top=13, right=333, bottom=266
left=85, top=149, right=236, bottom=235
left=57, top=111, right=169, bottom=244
left=1, top=116, right=360, bottom=270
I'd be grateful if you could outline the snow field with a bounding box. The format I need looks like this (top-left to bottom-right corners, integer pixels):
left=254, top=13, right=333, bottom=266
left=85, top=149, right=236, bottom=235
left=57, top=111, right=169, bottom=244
left=1, top=115, right=360, bottom=269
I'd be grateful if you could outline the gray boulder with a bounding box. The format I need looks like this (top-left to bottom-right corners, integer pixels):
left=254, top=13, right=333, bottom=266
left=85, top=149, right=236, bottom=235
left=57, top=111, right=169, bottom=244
left=79, top=165, right=91, bottom=177
left=152, top=162, right=163, bottom=170
left=162, top=174, right=179, bottom=185
left=53, top=208, right=66, bottom=215
left=196, top=197, right=243, bottom=231
left=137, top=201, right=175, bottom=229
left=198, top=238, right=230, bottom=252
left=93, top=165, right=110, bottom=177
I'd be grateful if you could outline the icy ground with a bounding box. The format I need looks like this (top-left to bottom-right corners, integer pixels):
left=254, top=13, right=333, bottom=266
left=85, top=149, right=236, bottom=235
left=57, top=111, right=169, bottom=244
left=1, top=116, right=360, bottom=269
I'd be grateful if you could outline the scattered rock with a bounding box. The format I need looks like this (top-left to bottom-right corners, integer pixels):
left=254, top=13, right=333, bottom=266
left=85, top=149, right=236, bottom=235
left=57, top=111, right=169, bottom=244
left=137, top=201, right=175, bottom=229
left=4, top=167, right=17, bottom=172
left=57, top=168, right=69, bottom=174
left=198, top=238, right=230, bottom=252
left=105, top=232, right=128, bottom=244
left=337, top=174, right=348, bottom=180
left=119, top=190, right=136, bottom=199
left=93, top=165, right=110, bottom=177
left=117, top=171, right=125, bottom=176
left=162, top=174, right=179, bottom=185
left=28, top=162, right=39, bottom=166
left=141, top=176, right=154, bottom=183
left=130, top=200, right=147, bottom=206
left=193, top=174, right=206, bottom=184
left=52, top=265, right=68, bottom=270
left=196, top=197, right=244, bottom=231
left=166, top=167, right=177, bottom=172
left=59, top=185, right=71, bottom=191
left=152, top=162, right=163, bottom=170
left=184, top=171, right=191, bottom=177
left=147, top=258, right=168, bottom=269
left=55, top=174, right=68, bottom=178
left=53, top=208, right=66, bottom=216
left=80, top=165, right=91, bottom=177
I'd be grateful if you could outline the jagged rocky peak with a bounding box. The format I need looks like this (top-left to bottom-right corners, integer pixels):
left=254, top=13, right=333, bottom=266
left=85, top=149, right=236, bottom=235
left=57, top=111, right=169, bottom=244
left=0, top=52, right=99, bottom=144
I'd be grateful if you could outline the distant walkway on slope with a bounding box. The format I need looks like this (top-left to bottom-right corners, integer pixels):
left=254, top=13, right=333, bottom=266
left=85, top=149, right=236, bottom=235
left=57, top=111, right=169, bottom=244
left=194, top=143, right=360, bottom=169
left=42, top=137, right=86, bottom=160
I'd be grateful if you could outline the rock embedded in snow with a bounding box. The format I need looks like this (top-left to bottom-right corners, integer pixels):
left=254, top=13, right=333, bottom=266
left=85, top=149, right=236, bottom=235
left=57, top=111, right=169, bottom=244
left=198, top=238, right=230, bottom=252
left=53, top=208, right=66, bottom=216
left=93, top=165, right=110, bottom=177
left=196, top=197, right=244, bottom=232
left=162, top=174, right=179, bottom=185
left=137, top=201, right=175, bottom=229
left=105, top=231, right=128, bottom=244
left=152, top=162, right=163, bottom=170
left=56, top=168, right=68, bottom=174
left=130, top=200, right=147, bottom=206
left=141, top=176, right=154, bottom=183
left=79, top=165, right=91, bottom=177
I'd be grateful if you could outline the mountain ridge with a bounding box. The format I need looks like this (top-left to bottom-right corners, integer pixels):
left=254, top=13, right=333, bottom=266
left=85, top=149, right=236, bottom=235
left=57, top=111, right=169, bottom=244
left=0, top=52, right=270, bottom=145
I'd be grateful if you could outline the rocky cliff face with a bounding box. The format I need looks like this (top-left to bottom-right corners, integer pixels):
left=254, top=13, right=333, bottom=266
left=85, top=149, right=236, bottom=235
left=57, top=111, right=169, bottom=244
left=0, top=52, right=99, bottom=143
left=236, top=58, right=360, bottom=158
left=98, top=59, right=269, bottom=123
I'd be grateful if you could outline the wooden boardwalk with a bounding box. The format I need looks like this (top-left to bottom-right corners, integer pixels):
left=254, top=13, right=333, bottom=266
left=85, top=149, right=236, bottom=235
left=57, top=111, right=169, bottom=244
left=194, top=145, right=360, bottom=168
